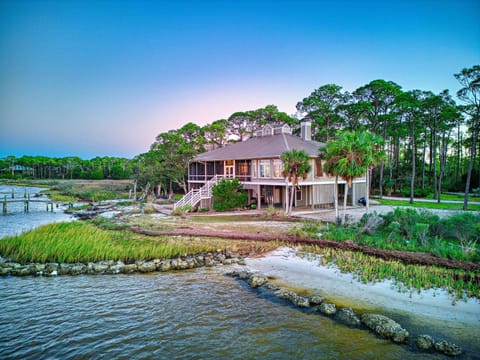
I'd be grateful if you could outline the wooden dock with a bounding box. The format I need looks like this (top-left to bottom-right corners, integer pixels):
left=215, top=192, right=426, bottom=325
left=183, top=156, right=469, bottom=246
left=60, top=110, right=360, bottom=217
left=2, top=194, right=55, bottom=214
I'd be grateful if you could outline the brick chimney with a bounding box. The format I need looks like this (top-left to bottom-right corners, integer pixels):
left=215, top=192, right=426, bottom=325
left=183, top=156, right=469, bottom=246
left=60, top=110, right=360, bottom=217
left=301, top=121, right=312, bottom=141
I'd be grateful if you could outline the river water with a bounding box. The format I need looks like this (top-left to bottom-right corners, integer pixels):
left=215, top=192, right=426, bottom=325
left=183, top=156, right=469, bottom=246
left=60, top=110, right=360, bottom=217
left=0, top=185, right=473, bottom=359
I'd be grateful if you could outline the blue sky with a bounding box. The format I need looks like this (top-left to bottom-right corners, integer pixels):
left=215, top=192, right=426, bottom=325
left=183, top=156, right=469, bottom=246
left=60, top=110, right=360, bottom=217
left=0, top=0, right=478, bottom=159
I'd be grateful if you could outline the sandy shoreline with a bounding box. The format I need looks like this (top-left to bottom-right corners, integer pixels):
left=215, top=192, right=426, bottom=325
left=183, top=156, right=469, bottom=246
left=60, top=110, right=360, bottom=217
left=245, top=247, right=480, bottom=325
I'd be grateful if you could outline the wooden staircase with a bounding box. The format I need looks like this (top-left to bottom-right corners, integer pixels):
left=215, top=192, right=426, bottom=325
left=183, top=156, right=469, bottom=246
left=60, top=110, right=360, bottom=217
left=174, top=175, right=223, bottom=210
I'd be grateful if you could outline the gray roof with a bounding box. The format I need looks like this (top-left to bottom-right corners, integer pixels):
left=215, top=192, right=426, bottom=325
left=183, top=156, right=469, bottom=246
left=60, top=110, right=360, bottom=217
left=194, top=134, right=324, bottom=161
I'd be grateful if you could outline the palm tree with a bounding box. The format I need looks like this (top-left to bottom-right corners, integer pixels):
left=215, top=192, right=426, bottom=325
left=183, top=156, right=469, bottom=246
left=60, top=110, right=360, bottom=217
left=281, top=149, right=311, bottom=216
left=321, top=131, right=384, bottom=224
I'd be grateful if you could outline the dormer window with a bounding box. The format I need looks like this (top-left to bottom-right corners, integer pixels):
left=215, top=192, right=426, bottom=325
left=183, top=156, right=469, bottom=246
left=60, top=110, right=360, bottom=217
left=262, top=124, right=273, bottom=136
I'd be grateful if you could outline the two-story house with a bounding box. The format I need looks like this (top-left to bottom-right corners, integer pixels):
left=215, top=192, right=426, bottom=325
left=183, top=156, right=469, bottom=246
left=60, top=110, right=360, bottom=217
left=175, top=122, right=366, bottom=211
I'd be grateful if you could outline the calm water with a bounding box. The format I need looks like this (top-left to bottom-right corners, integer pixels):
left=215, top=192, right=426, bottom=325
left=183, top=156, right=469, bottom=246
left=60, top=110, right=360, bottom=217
left=0, top=185, right=73, bottom=239
left=0, top=269, right=443, bottom=360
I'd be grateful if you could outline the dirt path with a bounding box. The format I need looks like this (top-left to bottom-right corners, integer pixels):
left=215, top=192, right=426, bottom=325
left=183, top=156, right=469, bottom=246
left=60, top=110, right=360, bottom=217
left=127, top=226, right=480, bottom=273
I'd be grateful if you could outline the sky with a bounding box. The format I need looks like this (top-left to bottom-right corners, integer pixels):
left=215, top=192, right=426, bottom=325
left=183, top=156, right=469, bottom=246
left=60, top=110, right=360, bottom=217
left=0, top=0, right=479, bottom=159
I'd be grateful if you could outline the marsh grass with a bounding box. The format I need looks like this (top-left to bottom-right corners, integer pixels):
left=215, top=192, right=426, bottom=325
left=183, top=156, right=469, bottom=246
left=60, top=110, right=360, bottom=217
left=47, top=181, right=130, bottom=202
left=300, top=245, right=480, bottom=300
left=0, top=221, right=280, bottom=264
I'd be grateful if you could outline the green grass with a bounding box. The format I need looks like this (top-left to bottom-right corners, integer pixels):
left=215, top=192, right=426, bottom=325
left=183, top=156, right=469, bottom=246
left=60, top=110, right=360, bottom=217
left=425, top=193, right=480, bottom=201
left=301, top=246, right=479, bottom=300
left=378, top=198, right=480, bottom=211
left=0, top=222, right=226, bottom=264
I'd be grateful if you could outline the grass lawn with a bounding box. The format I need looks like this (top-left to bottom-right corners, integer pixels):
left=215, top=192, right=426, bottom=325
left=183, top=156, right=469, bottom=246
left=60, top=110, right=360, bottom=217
left=378, top=199, right=480, bottom=211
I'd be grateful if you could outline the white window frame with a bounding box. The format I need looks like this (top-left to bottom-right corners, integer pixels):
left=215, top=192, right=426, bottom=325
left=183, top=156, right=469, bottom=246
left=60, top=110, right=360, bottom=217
left=259, top=160, right=271, bottom=178
left=273, top=159, right=283, bottom=178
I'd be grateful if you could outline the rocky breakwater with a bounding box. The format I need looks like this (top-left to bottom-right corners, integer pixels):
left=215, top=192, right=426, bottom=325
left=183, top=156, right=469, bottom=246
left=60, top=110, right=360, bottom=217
left=227, top=270, right=463, bottom=357
left=0, top=250, right=245, bottom=277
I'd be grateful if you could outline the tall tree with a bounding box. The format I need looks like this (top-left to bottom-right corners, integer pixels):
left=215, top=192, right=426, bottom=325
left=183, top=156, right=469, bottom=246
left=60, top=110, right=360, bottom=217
left=281, top=149, right=311, bottom=217
left=455, top=65, right=480, bottom=210
left=394, top=90, right=424, bottom=204
left=296, top=84, right=348, bottom=142
left=353, top=80, right=402, bottom=197
left=203, top=119, right=228, bottom=149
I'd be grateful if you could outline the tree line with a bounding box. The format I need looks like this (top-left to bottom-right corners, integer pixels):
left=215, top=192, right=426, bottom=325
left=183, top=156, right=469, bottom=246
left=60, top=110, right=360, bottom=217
left=0, top=156, right=134, bottom=180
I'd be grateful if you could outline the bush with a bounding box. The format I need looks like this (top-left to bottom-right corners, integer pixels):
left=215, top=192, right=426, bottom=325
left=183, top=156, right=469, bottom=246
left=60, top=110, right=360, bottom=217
left=212, top=178, right=248, bottom=212
left=401, top=187, right=433, bottom=198
left=437, top=212, right=480, bottom=247
left=171, top=205, right=194, bottom=216
left=289, top=221, right=322, bottom=238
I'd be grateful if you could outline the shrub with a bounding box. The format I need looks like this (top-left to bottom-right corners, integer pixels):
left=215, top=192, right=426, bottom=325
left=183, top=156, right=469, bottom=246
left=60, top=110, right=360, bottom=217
left=212, top=178, right=248, bottom=212
left=437, top=212, right=480, bottom=251
left=289, top=221, right=322, bottom=238
left=380, top=208, right=439, bottom=245
left=401, top=187, right=433, bottom=198
left=171, top=205, right=194, bottom=216
left=357, top=212, right=383, bottom=236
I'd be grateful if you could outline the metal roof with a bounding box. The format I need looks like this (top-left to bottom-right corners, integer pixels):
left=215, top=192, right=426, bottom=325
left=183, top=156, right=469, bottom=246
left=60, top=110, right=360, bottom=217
left=194, top=133, right=324, bottom=161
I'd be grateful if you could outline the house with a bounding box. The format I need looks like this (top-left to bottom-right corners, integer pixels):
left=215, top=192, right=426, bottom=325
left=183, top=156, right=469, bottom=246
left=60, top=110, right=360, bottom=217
left=175, top=122, right=366, bottom=211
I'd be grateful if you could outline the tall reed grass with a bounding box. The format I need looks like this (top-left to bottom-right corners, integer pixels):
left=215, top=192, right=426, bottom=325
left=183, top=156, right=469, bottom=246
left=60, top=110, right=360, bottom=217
left=301, top=245, right=479, bottom=301
left=0, top=222, right=230, bottom=264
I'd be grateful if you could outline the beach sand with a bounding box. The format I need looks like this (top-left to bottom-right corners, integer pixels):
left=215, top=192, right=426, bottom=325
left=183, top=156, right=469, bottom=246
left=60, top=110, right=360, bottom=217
left=244, top=247, right=480, bottom=353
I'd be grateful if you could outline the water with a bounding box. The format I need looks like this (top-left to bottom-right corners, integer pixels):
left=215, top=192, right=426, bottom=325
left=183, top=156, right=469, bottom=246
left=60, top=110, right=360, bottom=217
left=0, top=185, right=74, bottom=239
left=0, top=269, right=443, bottom=360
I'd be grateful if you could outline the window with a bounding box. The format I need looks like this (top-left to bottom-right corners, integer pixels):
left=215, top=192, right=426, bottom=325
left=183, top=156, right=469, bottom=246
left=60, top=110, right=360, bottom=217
left=315, top=159, right=323, bottom=177
left=251, top=160, right=257, bottom=178
left=296, top=188, right=302, bottom=201
left=259, top=160, right=271, bottom=178
left=273, top=159, right=283, bottom=178
left=239, top=162, right=249, bottom=175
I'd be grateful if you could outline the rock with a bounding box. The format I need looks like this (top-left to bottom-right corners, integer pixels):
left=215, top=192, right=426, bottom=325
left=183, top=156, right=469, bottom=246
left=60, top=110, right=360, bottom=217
left=416, top=335, right=435, bottom=350
left=45, top=263, right=59, bottom=276
left=274, top=289, right=310, bottom=307
left=0, top=266, right=11, bottom=276
left=122, top=263, right=138, bottom=273
left=361, top=314, right=409, bottom=343
left=264, top=283, right=280, bottom=291
left=309, top=295, right=324, bottom=305
left=33, top=263, right=45, bottom=276
left=248, top=274, right=268, bottom=288
left=194, top=255, right=205, bottom=266
left=236, top=259, right=246, bottom=266
left=292, top=295, right=310, bottom=308
left=435, top=340, right=462, bottom=356
left=336, top=308, right=360, bottom=326
left=58, top=263, right=73, bottom=275
left=136, top=260, right=156, bottom=273
left=92, top=262, right=110, bottom=274
left=11, top=266, right=33, bottom=276
left=318, top=303, right=336, bottom=315
left=110, top=261, right=125, bottom=274
left=69, top=263, right=87, bottom=275
left=158, top=260, right=171, bottom=272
